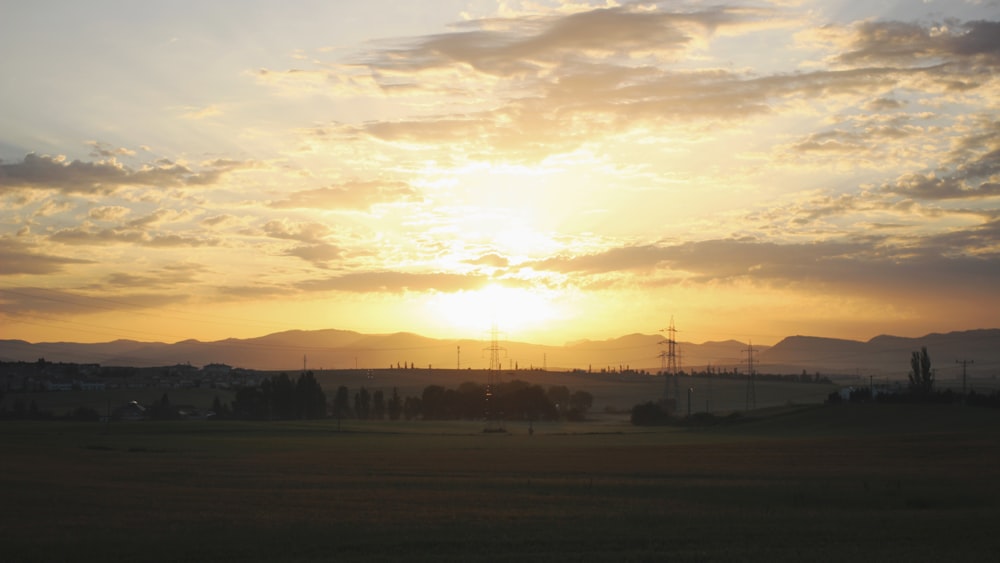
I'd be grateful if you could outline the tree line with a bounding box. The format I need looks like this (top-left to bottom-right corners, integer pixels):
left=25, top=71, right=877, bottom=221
left=328, top=380, right=594, bottom=422
left=229, top=371, right=327, bottom=420
left=217, top=376, right=594, bottom=422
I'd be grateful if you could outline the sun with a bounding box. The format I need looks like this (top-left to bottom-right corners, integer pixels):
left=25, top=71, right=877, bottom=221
left=425, top=283, right=559, bottom=338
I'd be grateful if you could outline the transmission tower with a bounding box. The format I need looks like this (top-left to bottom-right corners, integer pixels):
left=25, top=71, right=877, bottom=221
left=744, top=340, right=757, bottom=411
left=659, top=317, right=680, bottom=411
left=483, top=323, right=506, bottom=432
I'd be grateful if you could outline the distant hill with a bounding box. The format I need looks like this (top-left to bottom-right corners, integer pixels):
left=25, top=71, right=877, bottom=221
left=2, top=328, right=998, bottom=379
left=760, top=329, right=1000, bottom=377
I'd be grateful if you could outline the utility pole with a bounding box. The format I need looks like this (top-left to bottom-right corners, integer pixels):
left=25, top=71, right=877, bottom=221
left=744, top=340, right=757, bottom=411
left=957, top=359, right=974, bottom=394
left=457, top=345, right=461, bottom=370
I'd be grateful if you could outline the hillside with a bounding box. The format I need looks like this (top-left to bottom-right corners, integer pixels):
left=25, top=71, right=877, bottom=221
left=2, top=328, right=997, bottom=379
left=761, top=329, right=1000, bottom=377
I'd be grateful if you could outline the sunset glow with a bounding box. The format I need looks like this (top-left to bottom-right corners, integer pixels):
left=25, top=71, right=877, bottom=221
left=2, top=1, right=998, bottom=347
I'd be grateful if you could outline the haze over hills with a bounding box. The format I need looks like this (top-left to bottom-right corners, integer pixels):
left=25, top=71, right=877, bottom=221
left=2, top=329, right=998, bottom=379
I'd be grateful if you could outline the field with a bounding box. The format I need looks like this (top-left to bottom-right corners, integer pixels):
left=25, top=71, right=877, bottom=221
left=3, top=404, right=1000, bottom=562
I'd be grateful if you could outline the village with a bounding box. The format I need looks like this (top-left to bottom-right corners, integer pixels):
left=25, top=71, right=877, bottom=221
left=0, top=359, right=263, bottom=393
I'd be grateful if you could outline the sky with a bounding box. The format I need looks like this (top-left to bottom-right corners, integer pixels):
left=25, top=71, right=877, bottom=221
left=1, top=0, right=999, bottom=347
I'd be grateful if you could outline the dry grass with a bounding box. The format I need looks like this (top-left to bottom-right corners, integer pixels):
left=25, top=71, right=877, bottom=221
left=2, top=405, right=999, bottom=562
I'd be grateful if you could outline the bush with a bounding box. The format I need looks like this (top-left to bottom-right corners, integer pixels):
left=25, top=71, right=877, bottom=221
left=630, top=401, right=672, bottom=426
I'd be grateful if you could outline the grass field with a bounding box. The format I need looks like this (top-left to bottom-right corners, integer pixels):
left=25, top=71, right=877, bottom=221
left=3, top=403, right=1000, bottom=562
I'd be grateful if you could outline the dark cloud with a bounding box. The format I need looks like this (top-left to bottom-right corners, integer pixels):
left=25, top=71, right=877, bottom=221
left=866, top=97, right=903, bottom=111
left=838, top=19, right=1000, bottom=66
left=102, top=263, right=206, bottom=290
left=0, top=239, right=92, bottom=275
left=0, top=153, right=250, bottom=194
left=373, top=5, right=767, bottom=77
left=531, top=245, right=672, bottom=274
left=200, top=214, right=236, bottom=227
left=0, top=286, right=187, bottom=317
left=295, top=271, right=488, bottom=293
left=529, top=235, right=1000, bottom=302
left=270, top=181, right=420, bottom=210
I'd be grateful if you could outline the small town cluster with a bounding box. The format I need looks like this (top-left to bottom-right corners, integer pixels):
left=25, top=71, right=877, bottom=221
left=1, top=359, right=262, bottom=393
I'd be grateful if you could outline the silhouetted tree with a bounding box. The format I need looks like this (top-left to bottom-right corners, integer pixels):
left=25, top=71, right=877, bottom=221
left=631, top=402, right=672, bottom=426
left=403, top=396, right=422, bottom=420
left=387, top=387, right=402, bottom=421
left=909, top=346, right=934, bottom=396
left=569, top=390, right=593, bottom=414
left=211, top=395, right=230, bottom=419
left=268, top=373, right=295, bottom=419
left=149, top=392, right=179, bottom=420
left=333, top=386, right=350, bottom=419
left=355, top=386, right=371, bottom=420
left=547, top=385, right=570, bottom=416
left=421, top=385, right=447, bottom=419
left=232, top=386, right=267, bottom=419
left=372, top=389, right=385, bottom=420
left=294, top=371, right=326, bottom=419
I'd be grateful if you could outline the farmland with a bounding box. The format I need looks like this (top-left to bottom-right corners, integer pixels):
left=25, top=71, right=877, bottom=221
left=3, top=403, right=1000, bottom=562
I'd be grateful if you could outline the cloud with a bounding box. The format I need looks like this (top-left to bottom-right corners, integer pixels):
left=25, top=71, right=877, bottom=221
left=371, top=5, right=772, bottom=77
left=0, top=238, right=92, bottom=275
left=270, top=180, right=420, bottom=210
left=88, top=206, right=132, bottom=222
left=836, top=20, right=1000, bottom=67
left=200, top=214, right=237, bottom=228
left=0, top=286, right=187, bottom=317
left=283, top=243, right=343, bottom=266
left=529, top=234, right=1000, bottom=305
left=295, top=271, right=488, bottom=293
left=0, top=153, right=251, bottom=194
left=883, top=119, right=1000, bottom=199
left=32, top=198, right=74, bottom=218
left=262, top=220, right=332, bottom=244
left=102, top=263, right=206, bottom=290
left=49, top=225, right=217, bottom=247
left=87, top=141, right=136, bottom=158
left=531, top=244, right=672, bottom=274
left=465, top=252, right=510, bottom=268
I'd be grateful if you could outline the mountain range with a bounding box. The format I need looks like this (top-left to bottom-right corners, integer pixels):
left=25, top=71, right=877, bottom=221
left=2, top=328, right=998, bottom=379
